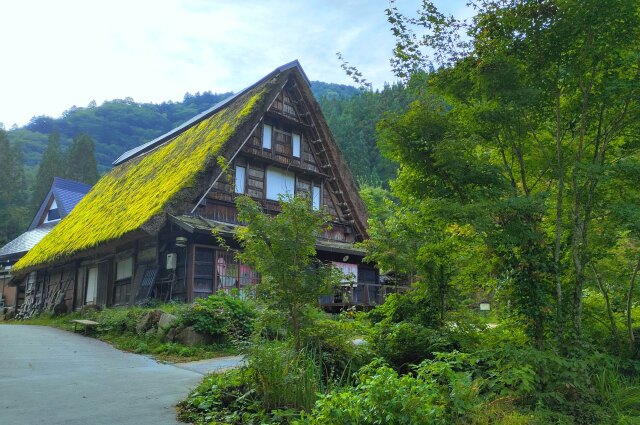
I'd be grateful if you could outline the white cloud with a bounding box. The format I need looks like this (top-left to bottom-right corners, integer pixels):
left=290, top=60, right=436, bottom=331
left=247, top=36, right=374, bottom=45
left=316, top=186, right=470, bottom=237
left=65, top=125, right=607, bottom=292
left=0, top=0, right=467, bottom=127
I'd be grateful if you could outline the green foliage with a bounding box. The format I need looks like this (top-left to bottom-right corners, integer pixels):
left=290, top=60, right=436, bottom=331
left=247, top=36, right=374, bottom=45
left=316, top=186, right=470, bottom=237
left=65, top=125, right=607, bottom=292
left=301, top=315, right=370, bottom=382
left=179, top=340, right=340, bottom=424
left=65, top=133, right=99, bottom=185
left=235, top=195, right=340, bottom=351
left=178, top=368, right=265, bottom=425
left=180, top=291, right=256, bottom=341
left=250, top=341, right=329, bottom=412
left=368, top=286, right=439, bottom=327
left=369, top=321, right=457, bottom=373
left=18, top=305, right=236, bottom=362
left=96, top=306, right=140, bottom=333
left=317, top=83, right=413, bottom=186
left=377, top=0, right=640, bottom=346
left=299, top=357, right=479, bottom=424
left=0, top=129, right=29, bottom=244
left=31, top=131, right=64, bottom=211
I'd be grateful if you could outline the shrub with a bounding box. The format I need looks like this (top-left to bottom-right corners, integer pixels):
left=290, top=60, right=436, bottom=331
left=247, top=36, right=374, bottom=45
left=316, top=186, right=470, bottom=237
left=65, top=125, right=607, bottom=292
left=368, top=286, right=440, bottom=328
left=180, top=291, right=256, bottom=341
left=97, top=307, right=142, bottom=333
left=179, top=341, right=329, bottom=424
left=299, top=356, right=480, bottom=424
left=302, top=316, right=371, bottom=382
left=250, top=340, right=326, bottom=412
left=369, top=321, right=458, bottom=372
left=178, top=367, right=266, bottom=424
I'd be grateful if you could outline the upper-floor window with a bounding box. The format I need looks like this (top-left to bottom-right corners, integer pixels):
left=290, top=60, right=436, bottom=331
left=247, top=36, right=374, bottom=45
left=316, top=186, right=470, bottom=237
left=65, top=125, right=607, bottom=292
left=312, top=185, right=321, bottom=210
left=266, top=166, right=295, bottom=200
left=235, top=165, right=246, bottom=194
left=292, top=133, right=301, bottom=158
left=262, top=124, right=272, bottom=150
left=44, top=199, right=60, bottom=223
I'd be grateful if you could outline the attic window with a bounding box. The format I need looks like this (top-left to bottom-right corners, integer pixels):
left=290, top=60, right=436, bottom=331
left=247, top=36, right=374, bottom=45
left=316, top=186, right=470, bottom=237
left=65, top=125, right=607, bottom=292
left=312, top=185, right=321, bottom=210
left=44, top=199, right=60, bottom=223
left=292, top=133, right=301, bottom=158
left=262, top=124, right=272, bottom=150
left=235, top=165, right=246, bottom=194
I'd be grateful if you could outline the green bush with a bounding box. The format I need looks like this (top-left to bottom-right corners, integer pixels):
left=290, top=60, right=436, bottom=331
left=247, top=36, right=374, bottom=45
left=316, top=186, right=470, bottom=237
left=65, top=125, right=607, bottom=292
left=369, top=321, right=458, bottom=372
left=250, top=340, right=327, bottom=412
left=299, top=356, right=480, bottom=424
left=97, top=307, right=142, bottom=333
left=179, top=341, right=328, bottom=424
left=368, top=286, right=440, bottom=328
left=180, top=291, right=257, bottom=341
left=302, top=317, right=371, bottom=382
left=178, top=367, right=267, bottom=424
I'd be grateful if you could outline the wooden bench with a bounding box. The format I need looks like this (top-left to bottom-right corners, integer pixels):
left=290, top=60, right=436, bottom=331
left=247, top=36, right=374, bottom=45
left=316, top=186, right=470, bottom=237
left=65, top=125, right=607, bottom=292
left=71, top=319, right=99, bottom=335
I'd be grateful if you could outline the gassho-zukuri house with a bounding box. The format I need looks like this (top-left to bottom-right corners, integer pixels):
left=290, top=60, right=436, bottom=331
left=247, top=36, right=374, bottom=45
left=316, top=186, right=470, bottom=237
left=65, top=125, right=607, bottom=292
left=10, top=60, right=400, bottom=314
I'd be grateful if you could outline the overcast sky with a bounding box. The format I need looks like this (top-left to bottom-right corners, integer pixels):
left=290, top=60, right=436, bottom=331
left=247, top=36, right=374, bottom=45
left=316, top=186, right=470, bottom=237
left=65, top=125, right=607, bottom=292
left=0, top=0, right=468, bottom=128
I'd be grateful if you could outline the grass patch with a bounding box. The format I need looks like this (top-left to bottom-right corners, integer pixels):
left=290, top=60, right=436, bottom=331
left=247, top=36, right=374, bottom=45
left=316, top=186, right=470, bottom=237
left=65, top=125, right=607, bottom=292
left=13, top=304, right=239, bottom=362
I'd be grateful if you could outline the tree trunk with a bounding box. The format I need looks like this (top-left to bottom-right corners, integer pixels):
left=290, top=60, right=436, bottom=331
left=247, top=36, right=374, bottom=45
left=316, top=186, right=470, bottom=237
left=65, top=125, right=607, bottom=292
left=438, top=264, right=446, bottom=326
left=554, top=89, right=565, bottom=341
left=591, top=265, right=620, bottom=353
left=626, top=257, right=640, bottom=353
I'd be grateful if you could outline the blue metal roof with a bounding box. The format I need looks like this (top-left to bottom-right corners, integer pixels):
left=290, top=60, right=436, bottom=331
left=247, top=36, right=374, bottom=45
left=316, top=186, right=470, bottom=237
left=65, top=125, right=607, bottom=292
left=0, top=223, right=57, bottom=260
left=112, top=60, right=310, bottom=166
left=28, top=177, right=92, bottom=231
left=52, top=177, right=92, bottom=216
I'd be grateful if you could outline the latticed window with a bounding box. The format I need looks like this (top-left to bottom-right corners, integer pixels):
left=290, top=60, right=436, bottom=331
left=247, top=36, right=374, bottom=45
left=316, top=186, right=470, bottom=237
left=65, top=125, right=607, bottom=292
left=113, top=257, right=133, bottom=305
left=193, top=247, right=259, bottom=300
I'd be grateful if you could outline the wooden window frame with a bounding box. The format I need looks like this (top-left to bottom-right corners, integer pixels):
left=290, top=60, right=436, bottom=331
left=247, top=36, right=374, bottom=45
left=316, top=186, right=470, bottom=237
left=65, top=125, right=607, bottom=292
left=190, top=245, right=259, bottom=300
left=235, top=165, right=247, bottom=194
left=262, top=123, right=273, bottom=150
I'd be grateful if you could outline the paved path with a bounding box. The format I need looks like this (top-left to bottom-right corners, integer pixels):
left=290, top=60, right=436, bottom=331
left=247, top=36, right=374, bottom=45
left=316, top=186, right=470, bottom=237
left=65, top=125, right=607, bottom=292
left=0, top=325, right=241, bottom=425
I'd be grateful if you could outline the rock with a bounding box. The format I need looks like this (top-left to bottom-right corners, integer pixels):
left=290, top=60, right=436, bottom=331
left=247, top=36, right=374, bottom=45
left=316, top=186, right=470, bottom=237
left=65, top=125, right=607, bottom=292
left=135, top=309, right=162, bottom=335
left=164, top=326, right=181, bottom=342
left=145, top=327, right=157, bottom=338
left=158, top=313, right=177, bottom=330
left=4, top=308, right=15, bottom=321
left=175, top=326, right=212, bottom=346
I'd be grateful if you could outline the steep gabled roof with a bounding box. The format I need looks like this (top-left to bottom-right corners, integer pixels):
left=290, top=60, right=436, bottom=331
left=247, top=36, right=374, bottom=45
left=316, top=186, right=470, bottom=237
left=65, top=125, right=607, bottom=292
left=13, top=76, right=271, bottom=274
left=29, top=177, right=92, bottom=230
left=13, top=60, right=367, bottom=274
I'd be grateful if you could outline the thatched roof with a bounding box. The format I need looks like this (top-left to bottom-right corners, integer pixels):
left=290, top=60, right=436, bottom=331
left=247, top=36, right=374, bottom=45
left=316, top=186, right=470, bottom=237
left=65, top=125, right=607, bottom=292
left=13, top=82, right=268, bottom=273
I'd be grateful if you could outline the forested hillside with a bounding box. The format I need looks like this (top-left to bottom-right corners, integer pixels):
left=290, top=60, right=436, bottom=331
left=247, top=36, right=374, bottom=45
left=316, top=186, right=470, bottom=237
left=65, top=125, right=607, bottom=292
left=6, top=82, right=361, bottom=173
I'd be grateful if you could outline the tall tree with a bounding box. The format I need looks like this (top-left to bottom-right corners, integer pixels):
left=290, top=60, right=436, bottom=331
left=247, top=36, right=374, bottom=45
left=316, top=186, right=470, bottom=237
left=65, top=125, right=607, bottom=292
left=235, top=195, right=338, bottom=351
left=64, top=133, right=99, bottom=185
left=370, top=0, right=640, bottom=345
left=32, top=131, right=64, bottom=209
left=0, top=130, right=29, bottom=244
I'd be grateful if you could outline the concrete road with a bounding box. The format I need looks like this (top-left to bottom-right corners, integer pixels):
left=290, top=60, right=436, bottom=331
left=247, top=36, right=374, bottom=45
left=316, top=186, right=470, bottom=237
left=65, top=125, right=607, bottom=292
left=0, top=325, right=205, bottom=425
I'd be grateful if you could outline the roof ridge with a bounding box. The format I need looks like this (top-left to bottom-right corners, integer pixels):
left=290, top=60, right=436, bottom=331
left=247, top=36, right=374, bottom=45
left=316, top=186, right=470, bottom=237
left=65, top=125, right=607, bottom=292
left=113, top=59, right=308, bottom=166
left=52, top=176, right=93, bottom=191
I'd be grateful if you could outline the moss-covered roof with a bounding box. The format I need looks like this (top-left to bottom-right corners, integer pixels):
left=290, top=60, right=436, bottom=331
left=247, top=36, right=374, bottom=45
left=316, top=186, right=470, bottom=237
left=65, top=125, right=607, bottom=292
left=13, top=86, right=267, bottom=273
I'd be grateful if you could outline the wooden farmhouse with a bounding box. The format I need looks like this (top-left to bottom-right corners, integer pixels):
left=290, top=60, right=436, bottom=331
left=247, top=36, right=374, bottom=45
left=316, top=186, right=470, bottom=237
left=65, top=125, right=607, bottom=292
left=0, top=177, right=91, bottom=311
left=10, top=61, right=395, bottom=316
